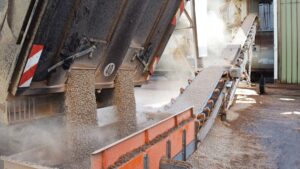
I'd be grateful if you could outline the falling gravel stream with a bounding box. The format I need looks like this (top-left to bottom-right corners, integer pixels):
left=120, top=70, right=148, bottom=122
left=113, top=69, right=138, bottom=138
left=64, top=69, right=98, bottom=169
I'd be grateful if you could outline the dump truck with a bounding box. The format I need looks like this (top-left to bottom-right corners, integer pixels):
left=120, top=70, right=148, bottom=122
left=0, top=0, right=192, bottom=125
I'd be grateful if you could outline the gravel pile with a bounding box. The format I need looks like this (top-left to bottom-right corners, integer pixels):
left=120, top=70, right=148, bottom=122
left=64, top=69, right=97, bottom=169
left=188, top=119, right=268, bottom=169
left=113, top=69, right=137, bottom=138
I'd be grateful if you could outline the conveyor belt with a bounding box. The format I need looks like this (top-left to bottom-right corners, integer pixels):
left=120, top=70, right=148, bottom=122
left=166, top=67, right=225, bottom=115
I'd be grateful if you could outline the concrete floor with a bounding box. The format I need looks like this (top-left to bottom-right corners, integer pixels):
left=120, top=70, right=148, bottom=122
left=189, top=86, right=300, bottom=169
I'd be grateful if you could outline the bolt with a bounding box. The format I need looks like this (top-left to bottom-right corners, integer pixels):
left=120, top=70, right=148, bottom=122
left=203, top=107, right=211, bottom=116
left=197, top=113, right=206, bottom=120
left=180, top=88, right=185, bottom=94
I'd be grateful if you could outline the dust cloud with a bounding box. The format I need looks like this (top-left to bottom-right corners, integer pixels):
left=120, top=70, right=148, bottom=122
left=0, top=117, right=118, bottom=168
left=202, top=3, right=232, bottom=67
left=0, top=116, right=66, bottom=167
left=137, top=51, right=193, bottom=116
left=200, top=0, right=245, bottom=68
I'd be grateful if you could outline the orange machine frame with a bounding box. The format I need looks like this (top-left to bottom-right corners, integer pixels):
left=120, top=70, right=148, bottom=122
left=91, top=108, right=196, bottom=169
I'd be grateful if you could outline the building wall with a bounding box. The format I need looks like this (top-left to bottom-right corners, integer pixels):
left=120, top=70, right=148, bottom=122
left=278, top=0, right=300, bottom=84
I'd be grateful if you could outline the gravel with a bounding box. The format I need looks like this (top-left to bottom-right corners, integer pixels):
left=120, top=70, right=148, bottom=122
left=64, top=69, right=97, bottom=169
left=0, top=0, right=7, bottom=23
left=0, top=22, right=19, bottom=124
left=113, top=69, right=137, bottom=138
left=188, top=118, right=269, bottom=169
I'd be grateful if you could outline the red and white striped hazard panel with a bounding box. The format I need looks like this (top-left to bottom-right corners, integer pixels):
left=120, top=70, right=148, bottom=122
left=171, top=0, right=187, bottom=26
left=19, top=44, right=44, bottom=88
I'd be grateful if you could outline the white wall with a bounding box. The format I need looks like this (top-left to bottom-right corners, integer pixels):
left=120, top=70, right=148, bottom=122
left=274, top=0, right=278, bottom=80
left=195, top=0, right=208, bottom=57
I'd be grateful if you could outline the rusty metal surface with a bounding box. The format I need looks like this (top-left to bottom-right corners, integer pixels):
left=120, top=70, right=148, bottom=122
left=93, top=0, right=150, bottom=84
left=122, top=0, right=181, bottom=83
left=32, top=0, right=83, bottom=82
left=4, top=0, right=187, bottom=96
left=91, top=108, right=194, bottom=169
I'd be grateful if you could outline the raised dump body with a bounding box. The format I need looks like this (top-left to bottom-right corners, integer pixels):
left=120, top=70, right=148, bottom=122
left=0, top=0, right=188, bottom=124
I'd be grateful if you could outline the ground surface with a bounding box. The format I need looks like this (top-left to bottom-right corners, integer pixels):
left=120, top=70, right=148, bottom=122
left=189, top=86, right=300, bottom=169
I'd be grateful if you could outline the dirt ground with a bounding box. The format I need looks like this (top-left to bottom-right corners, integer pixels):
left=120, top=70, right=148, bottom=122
left=189, top=85, right=300, bottom=169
